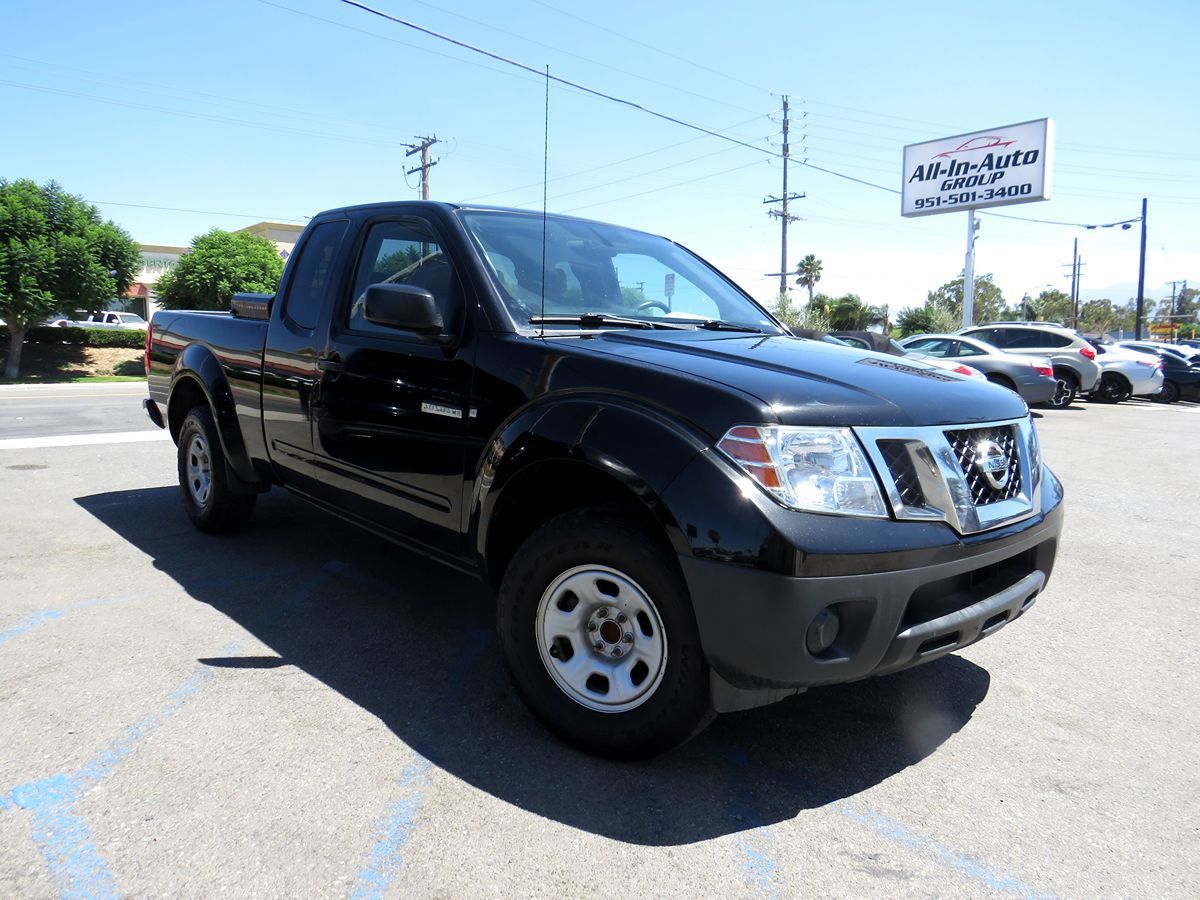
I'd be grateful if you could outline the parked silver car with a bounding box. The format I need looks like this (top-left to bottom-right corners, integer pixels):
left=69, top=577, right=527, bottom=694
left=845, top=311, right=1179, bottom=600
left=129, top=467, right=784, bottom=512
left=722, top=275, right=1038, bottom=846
left=899, top=333, right=1057, bottom=405
left=1083, top=338, right=1164, bottom=402
left=958, top=322, right=1102, bottom=409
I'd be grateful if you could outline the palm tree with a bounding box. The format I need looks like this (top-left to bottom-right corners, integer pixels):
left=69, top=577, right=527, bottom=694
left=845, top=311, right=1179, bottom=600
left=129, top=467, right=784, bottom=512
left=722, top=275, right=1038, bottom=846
left=794, top=254, right=823, bottom=302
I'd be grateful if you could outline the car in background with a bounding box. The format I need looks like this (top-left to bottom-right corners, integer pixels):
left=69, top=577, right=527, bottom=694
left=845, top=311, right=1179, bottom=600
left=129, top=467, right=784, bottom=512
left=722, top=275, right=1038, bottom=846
left=898, top=333, right=1057, bottom=405
left=82, top=311, right=148, bottom=330
left=957, top=322, right=1102, bottom=409
left=1116, top=342, right=1200, bottom=403
left=1119, top=340, right=1200, bottom=366
left=1082, top=338, right=1164, bottom=402
left=1179, top=338, right=1200, bottom=352
left=829, top=330, right=988, bottom=381
left=39, top=317, right=76, bottom=328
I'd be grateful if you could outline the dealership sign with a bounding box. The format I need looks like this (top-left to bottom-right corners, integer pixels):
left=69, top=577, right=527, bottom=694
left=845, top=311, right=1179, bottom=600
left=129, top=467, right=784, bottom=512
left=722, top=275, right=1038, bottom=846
left=901, top=118, right=1054, bottom=217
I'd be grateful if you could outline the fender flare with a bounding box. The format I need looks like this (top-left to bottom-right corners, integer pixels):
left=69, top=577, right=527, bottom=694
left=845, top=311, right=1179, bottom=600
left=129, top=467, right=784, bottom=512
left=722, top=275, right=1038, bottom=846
left=470, top=394, right=712, bottom=565
left=169, top=343, right=261, bottom=487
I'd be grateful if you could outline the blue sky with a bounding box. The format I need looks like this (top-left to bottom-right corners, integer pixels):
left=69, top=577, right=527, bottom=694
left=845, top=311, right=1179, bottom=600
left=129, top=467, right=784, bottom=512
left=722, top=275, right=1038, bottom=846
left=3, top=0, right=1196, bottom=312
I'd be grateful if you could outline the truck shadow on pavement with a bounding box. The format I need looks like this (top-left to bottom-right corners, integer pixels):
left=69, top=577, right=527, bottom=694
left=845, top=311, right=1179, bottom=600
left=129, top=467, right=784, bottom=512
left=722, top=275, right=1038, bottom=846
left=77, top=486, right=991, bottom=847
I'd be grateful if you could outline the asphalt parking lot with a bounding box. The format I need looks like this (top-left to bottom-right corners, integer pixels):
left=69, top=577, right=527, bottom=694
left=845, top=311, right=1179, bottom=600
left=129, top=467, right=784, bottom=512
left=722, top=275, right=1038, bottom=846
left=1, top=385, right=1197, bottom=898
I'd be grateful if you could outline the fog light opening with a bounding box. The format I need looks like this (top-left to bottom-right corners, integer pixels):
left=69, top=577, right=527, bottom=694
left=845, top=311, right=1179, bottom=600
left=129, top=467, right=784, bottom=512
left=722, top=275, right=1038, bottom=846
left=806, top=607, right=840, bottom=655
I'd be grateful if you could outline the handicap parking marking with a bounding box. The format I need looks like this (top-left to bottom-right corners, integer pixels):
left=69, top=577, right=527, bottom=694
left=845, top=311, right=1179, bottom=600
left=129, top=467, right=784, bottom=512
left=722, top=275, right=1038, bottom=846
left=0, top=648, right=237, bottom=898
left=0, top=596, right=139, bottom=650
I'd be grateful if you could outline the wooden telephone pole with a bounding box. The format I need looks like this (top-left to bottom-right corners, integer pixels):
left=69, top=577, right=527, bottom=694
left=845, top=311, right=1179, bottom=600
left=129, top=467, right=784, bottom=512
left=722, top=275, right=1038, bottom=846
left=404, top=135, right=439, bottom=200
left=763, top=96, right=804, bottom=297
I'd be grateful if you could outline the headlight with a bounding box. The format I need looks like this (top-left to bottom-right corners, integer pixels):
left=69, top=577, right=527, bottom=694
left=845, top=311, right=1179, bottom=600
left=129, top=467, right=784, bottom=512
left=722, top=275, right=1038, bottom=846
left=717, top=425, right=888, bottom=517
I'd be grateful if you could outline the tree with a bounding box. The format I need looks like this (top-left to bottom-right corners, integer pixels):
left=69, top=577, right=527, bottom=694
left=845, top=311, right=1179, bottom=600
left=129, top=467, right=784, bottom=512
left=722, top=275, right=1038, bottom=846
left=773, top=292, right=829, bottom=332
left=155, top=229, right=284, bottom=310
left=824, top=293, right=884, bottom=331
left=794, top=254, right=823, bottom=302
left=895, top=304, right=960, bottom=337
left=1077, top=299, right=1123, bottom=335
left=0, top=179, right=141, bottom=378
left=1017, top=288, right=1071, bottom=324
left=926, top=273, right=1006, bottom=325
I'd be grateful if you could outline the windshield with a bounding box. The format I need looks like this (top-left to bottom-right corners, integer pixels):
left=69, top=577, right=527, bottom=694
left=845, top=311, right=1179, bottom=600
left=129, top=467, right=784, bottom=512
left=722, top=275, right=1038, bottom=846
left=458, top=210, right=782, bottom=333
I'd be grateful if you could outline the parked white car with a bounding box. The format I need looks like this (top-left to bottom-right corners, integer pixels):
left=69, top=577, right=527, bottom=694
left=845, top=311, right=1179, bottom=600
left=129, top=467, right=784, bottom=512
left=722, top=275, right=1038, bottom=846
left=83, top=312, right=149, bottom=330
left=1084, top=338, right=1164, bottom=402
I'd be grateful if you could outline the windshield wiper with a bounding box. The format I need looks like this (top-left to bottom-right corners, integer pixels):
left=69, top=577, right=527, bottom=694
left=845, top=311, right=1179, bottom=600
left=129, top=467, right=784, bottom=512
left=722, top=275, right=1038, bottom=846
left=695, top=319, right=763, bottom=333
left=529, top=313, right=689, bottom=330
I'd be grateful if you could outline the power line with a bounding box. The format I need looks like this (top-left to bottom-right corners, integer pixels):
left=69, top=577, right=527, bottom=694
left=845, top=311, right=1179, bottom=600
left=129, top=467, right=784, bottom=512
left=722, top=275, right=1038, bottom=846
left=527, top=0, right=772, bottom=97
left=800, top=162, right=900, bottom=194
left=403, top=0, right=762, bottom=115
left=461, top=113, right=769, bottom=203
left=89, top=200, right=308, bottom=222
left=336, top=0, right=778, bottom=159
left=561, top=159, right=769, bottom=214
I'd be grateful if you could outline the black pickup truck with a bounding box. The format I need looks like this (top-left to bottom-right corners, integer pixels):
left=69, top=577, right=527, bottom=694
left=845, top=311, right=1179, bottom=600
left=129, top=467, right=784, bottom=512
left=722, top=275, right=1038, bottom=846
left=144, top=201, right=1063, bottom=758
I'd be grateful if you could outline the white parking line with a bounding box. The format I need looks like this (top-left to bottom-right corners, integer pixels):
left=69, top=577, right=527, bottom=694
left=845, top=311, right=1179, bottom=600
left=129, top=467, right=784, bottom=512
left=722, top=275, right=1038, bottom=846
left=0, top=431, right=170, bottom=450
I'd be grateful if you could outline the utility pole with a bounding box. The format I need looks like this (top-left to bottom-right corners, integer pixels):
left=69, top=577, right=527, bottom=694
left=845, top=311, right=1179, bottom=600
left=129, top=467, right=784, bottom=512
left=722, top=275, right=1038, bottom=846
left=1135, top=198, right=1148, bottom=339
left=962, top=210, right=979, bottom=327
left=404, top=135, right=439, bottom=200
left=1165, top=279, right=1186, bottom=341
left=1166, top=280, right=1184, bottom=319
left=1061, top=240, right=1085, bottom=327
left=763, top=96, right=804, bottom=298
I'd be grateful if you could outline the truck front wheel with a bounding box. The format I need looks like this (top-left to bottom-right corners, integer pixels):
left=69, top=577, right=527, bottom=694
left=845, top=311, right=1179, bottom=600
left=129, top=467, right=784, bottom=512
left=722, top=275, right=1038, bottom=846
left=497, top=506, right=711, bottom=758
left=177, top=405, right=256, bottom=533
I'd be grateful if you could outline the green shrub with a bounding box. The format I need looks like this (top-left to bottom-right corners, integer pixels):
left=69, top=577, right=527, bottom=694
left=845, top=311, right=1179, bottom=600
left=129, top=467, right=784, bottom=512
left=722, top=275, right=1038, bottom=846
left=0, top=326, right=146, bottom=348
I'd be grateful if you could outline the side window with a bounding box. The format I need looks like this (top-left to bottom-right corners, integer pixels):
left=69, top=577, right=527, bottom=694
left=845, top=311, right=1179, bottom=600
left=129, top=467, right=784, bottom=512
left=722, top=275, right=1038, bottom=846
left=969, top=328, right=1000, bottom=347
left=348, top=221, right=460, bottom=337
left=955, top=341, right=986, bottom=357
left=1040, top=331, right=1074, bottom=348
left=283, top=221, right=347, bottom=330
left=910, top=338, right=951, bottom=357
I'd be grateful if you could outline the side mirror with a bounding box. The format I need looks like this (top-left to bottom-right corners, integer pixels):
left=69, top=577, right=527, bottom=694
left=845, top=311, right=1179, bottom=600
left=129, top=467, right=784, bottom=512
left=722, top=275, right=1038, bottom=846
left=364, top=283, right=452, bottom=344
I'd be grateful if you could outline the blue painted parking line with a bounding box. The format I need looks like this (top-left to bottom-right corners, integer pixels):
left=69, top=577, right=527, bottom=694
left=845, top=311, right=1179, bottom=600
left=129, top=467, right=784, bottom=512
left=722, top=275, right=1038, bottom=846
left=835, top=801, right=1053, bottom=899
left=349, top=756, right=434, bottom=900
left=0, top=649, right=236, bottom=898
left=0, top=596, right=136, bottom=650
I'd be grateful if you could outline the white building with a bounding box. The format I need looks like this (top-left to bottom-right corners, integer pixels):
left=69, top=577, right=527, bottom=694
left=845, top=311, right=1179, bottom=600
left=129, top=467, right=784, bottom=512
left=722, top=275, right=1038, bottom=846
left=126, top=222, right=305, bottom=319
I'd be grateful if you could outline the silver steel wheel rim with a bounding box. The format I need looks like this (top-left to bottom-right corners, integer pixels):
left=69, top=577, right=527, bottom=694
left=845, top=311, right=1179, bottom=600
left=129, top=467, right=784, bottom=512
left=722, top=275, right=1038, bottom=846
left=185, top=434, right=213, bottom=507
left=535, top=564, right=667, bottom=714
left=1051, top=377, right=1072, bottom=406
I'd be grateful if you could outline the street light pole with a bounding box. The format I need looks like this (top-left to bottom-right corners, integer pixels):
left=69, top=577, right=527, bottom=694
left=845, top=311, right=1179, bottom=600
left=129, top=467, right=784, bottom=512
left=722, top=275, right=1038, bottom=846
left=1135, top=197, right=1148, bottom=340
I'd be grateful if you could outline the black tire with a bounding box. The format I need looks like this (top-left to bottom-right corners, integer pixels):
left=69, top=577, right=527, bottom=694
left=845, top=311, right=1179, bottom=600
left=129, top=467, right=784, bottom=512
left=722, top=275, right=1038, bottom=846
left=497, top=506, right=711, bottom=759
left=1047, top=370, right=1078, bottom=409
left=1094, top=373, right=1130, bottom=404
left=177, top=405, right=256, bottom=533
left=1153, top=380, right=1180, bottom=404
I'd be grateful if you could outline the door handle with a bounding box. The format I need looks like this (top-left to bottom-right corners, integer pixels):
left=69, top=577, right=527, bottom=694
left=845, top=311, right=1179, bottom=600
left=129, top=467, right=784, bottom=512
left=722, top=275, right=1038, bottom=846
left=317, top=356, right=345, bottom=374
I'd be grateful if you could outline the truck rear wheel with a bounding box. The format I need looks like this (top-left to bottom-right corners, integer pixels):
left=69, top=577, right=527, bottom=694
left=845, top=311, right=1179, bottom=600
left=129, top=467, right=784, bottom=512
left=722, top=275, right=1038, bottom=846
left=177, top=405, right=256, bottom=533
left=497, top=506, right=711, bottom=758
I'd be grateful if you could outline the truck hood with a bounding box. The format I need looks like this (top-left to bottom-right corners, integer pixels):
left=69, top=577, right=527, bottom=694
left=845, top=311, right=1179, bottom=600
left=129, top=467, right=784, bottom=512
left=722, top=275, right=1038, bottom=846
left=571, top=329, right=1028, bottom=427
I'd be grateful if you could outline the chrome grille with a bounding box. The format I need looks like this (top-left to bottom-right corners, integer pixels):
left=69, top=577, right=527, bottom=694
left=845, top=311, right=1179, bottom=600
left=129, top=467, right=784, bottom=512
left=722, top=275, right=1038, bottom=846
left=857, top=417, right=1040, bottom=536
left=944, top=426, right=1022, bottom=505
left=877, top=440, right=926, bottom=508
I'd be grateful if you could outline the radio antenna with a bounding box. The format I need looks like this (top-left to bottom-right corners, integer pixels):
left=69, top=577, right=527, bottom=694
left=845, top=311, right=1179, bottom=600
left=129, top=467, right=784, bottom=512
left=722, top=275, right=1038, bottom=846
left=539, top=64, right=549, bottom=337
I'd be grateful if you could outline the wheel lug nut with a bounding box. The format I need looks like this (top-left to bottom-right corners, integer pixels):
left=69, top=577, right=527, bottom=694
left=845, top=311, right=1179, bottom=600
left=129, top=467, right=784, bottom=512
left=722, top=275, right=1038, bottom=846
left=593, top=641, right=604, bottom=651
left=623, top=633, right=633, bottom=643
left=597, top=608, right=609, bottom=619
left=611, top=647, right=622, bottom=657
left=587, top=622, right=598, bottom=632
left=616, top=613, right=627, bottom=623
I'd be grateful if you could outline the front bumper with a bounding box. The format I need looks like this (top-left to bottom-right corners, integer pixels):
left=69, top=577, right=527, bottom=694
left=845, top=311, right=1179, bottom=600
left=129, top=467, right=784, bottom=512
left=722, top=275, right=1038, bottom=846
left=678, top=473, right=1063, bottom=698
